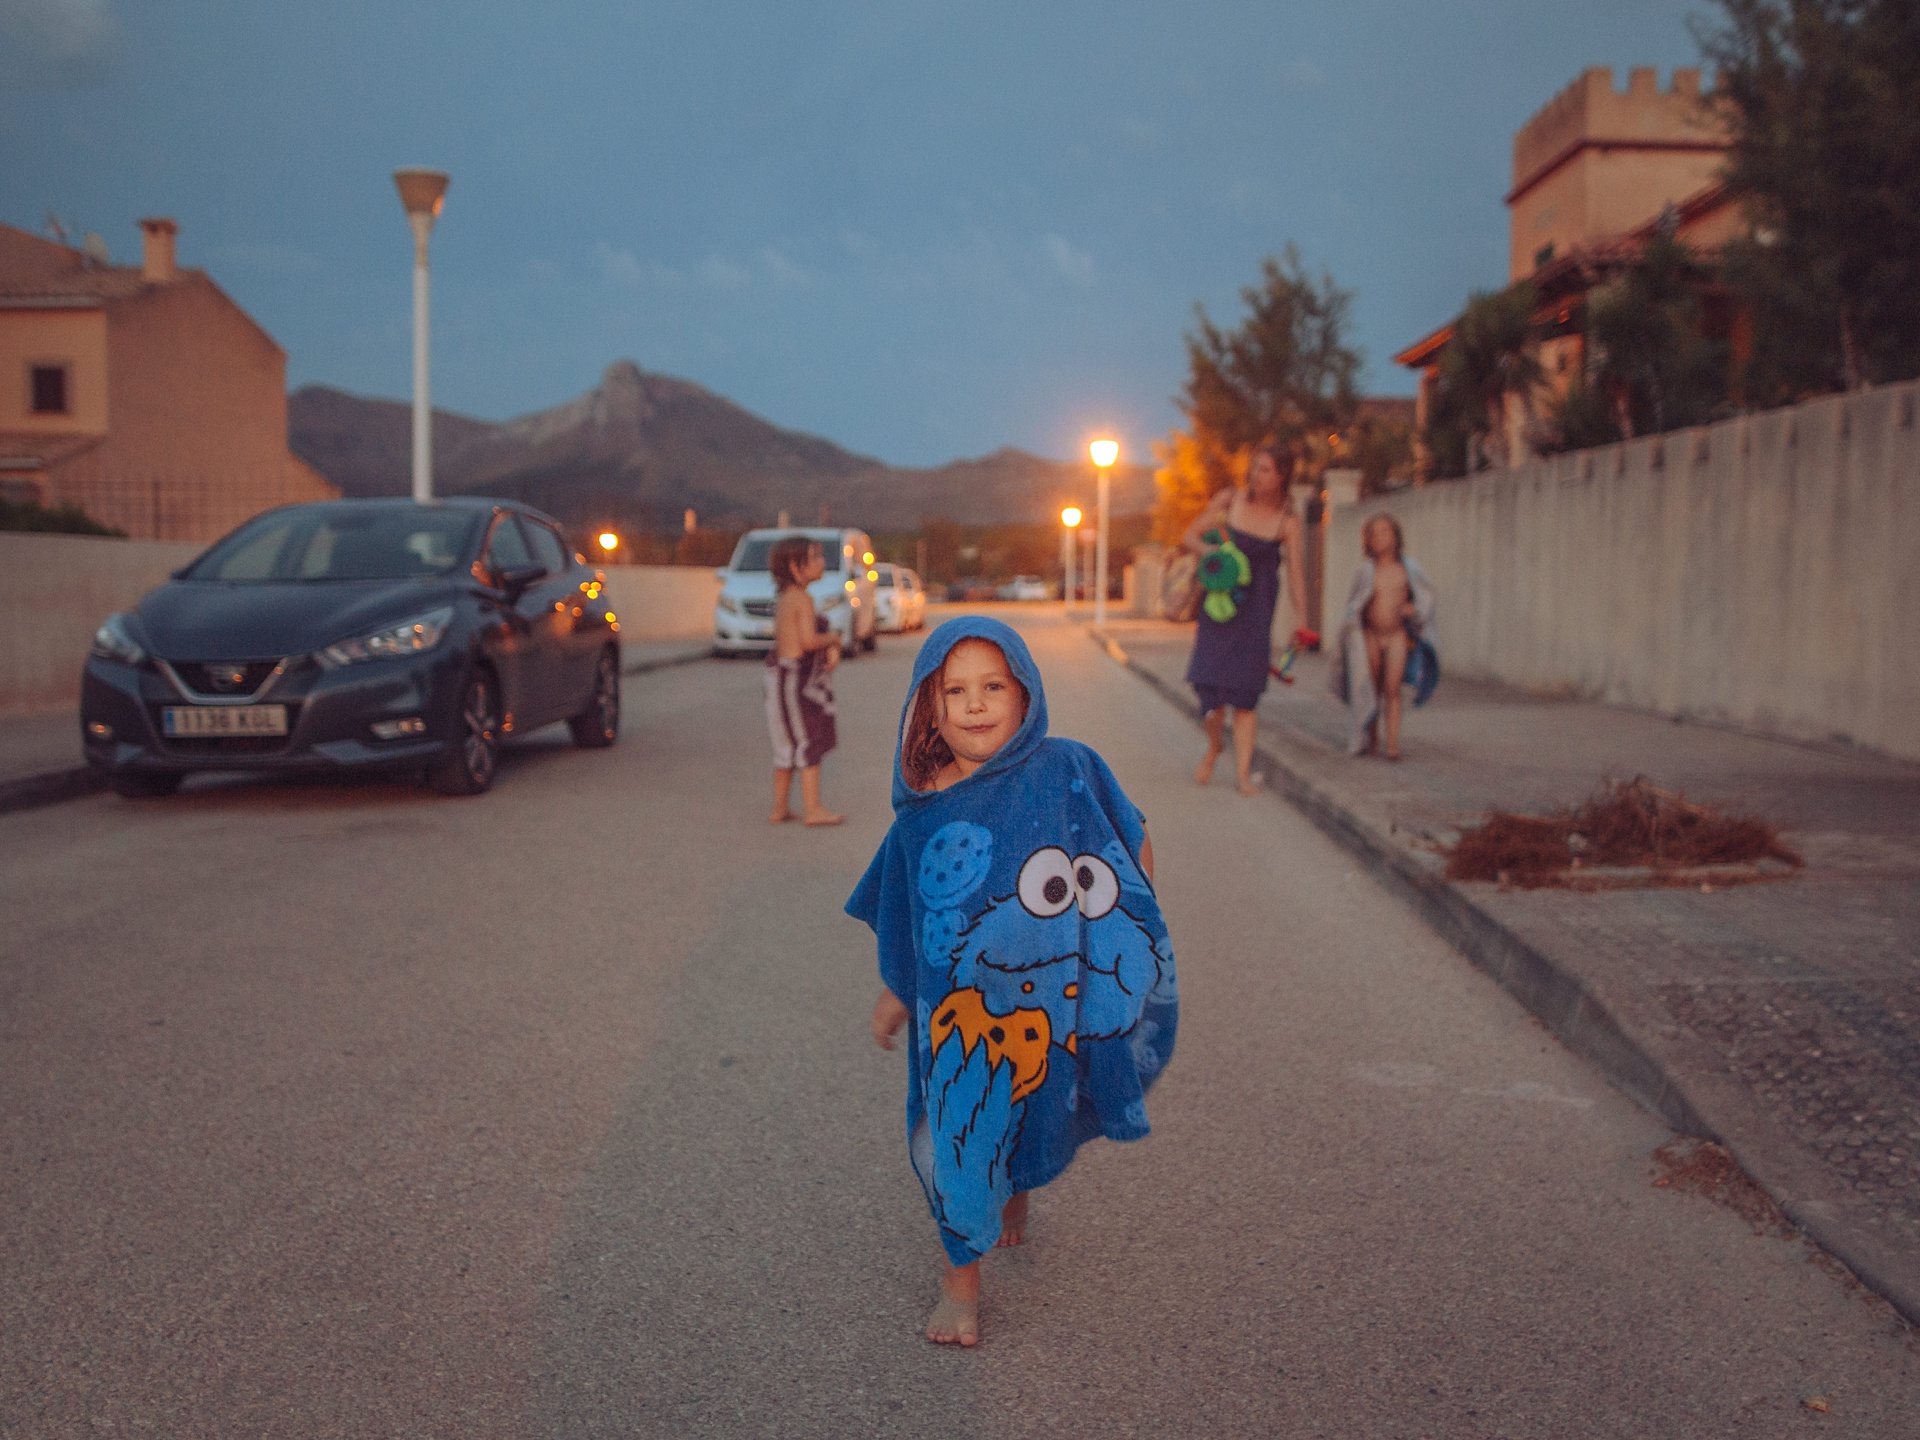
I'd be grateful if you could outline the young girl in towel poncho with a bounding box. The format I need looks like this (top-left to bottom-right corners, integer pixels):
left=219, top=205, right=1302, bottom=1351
left=847, top=617, right=1178, bottom=1346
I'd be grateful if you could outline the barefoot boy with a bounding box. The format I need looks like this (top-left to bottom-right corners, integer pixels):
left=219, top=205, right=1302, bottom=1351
left=766, top=535, right=844, bottom=825
left=1330, top=512, right=1437, bottom=759
left=848, top=617, right=1178, bottom=1346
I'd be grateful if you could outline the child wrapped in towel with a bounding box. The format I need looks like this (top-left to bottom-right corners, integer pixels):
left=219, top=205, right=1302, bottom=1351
left=848, top=617, right=1178, bottom=1346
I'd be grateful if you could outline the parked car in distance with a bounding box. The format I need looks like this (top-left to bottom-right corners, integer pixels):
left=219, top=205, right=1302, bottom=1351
left=872, top=563, right=926, bottom=632
left=996, top=574, right=1052, bottom=602
left=945, top=576, right=1000, bottom=602
left=81, top=497, right=623, bottom=798
left=713, top=526, right=878, bottom=656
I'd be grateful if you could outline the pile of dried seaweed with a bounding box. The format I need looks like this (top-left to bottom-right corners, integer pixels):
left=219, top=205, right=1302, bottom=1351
left=1446, top=778, right=1802, bottom=888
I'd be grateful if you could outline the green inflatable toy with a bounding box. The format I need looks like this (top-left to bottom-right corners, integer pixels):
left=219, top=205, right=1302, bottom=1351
left=1196, top=528, right=1251, bottom=622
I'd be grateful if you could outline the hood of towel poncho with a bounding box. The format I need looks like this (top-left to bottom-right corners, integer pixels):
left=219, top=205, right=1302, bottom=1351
left=847, top=616, right=1178, bottom=1265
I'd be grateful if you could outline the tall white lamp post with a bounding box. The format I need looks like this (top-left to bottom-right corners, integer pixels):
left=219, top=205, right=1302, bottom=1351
left=1089, top=438, right=1119, bottom=628
left=393, top=168, right=449, bottom=503
left=1060, top=505, right=1082, bottom=611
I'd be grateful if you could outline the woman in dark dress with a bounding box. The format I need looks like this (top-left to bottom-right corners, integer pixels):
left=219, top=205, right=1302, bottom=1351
left=1182, top=442, right=1309, bottom=795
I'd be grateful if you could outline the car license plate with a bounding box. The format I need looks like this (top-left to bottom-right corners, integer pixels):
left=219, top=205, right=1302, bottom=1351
left=163, top=704, right=288, bottom=737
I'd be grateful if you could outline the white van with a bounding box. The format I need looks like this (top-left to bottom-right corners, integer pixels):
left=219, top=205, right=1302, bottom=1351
left=713, top=527, right=880, bottom=657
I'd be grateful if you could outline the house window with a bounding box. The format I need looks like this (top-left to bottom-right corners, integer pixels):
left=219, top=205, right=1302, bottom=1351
left=30, top=365, right=70, bottom=415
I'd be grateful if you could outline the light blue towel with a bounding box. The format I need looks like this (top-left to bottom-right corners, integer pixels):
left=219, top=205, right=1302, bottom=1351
left=847, top=617, right=1179, bottom=1266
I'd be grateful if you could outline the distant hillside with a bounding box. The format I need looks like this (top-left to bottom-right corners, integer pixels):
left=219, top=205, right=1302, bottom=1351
left=289, top=361, right=1156, bottom=534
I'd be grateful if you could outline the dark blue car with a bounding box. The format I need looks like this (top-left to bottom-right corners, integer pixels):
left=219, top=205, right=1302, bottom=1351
left=81, top=497, right=622, bottom=797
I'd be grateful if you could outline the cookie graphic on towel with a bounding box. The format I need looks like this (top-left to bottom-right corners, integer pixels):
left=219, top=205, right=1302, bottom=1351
left=928, top=985, right=1051, bottom=1101
left=917, top=822, right=993, bottom=906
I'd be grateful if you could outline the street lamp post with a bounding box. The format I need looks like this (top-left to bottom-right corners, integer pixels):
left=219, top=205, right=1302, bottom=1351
left=393, top=168, right=449, bottom=503
left=1089, top=438, right=1119, bottom=628
left=1060, top=505, right=1082, bottom=611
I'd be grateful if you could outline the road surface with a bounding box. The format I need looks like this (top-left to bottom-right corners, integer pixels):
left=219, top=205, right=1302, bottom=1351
left=3, top=609, right=1915, bottom=1437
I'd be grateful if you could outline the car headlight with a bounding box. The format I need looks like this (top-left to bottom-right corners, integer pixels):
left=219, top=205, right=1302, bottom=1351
left=717, top=594, right=741, bottom=615
left=319, top=606, right=453, bottom=667
left=90, top=612, right=146, bottom=666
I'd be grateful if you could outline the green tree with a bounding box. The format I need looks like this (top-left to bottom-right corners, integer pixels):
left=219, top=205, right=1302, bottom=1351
left=1180, top=245, right=1361, bottom=455
left=1426, top=281, right=1543, bottom=475
left=1698, top=0, right=1920, bottom=395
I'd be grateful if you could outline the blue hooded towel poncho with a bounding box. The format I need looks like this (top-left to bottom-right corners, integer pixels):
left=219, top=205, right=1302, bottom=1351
left=846, top=617, right=1178, bottom=1266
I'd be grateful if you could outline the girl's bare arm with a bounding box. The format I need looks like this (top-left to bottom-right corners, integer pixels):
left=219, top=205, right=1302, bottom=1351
left=1140, top=827, right=1155, bottom=884
left=1282, top=510, right=1310, bottom=634
left=872, top=988, right=909, bottom=1049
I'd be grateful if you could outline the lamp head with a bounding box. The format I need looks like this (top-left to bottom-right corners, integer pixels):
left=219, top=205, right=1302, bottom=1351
left=393, top=169, right=449, bottom=258
left=1060, top=506, right=1083, bottom=529
left=1088, top=438, right=1120, bottom=470
left=597, top=532, right=619, bottom=553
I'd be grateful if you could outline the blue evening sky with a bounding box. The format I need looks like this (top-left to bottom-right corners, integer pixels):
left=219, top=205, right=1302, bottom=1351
left=2, top=1, right=1709, bottom=465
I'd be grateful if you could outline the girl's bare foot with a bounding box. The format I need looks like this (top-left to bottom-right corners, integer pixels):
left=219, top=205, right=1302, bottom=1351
left=769, top=809, right=795, bottom=823
left=1236, top=771, right=1267, bottom=797
left=1194, top=749, right=1221, bottom=786
left=996, top=1191, right=1028, bottom=1247
left=927, top=1266, right=980, bottom=1346
left=1385, top=749, right=1402, bottom=762
left=802, top=809, right=845, bottom=827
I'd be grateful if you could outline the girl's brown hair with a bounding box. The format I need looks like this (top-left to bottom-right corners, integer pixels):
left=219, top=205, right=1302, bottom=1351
left=768, top=535, right=816, bottom=590
left=1247, top=439, right=1297, bottom=493
left=1363, top=512, right=1404, bottom=560
left=899, top=642, right=1030, bottom=792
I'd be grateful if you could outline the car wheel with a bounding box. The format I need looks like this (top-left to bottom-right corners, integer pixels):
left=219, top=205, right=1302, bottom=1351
left=111, top=770, right=184, bottom=799
left=568, top=648, right=620, bottom=748
left=430, top=668, right=500, bottom=796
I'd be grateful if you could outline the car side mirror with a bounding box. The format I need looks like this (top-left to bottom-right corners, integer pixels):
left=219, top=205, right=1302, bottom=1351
left=498, top=563, right=548, bottom=598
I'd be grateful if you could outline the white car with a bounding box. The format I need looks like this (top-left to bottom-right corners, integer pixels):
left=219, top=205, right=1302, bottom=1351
left=873, top=564, right=927, bottom=632
left=713, top=527, right=879, bottom=657
left=997, top=574, right=1052, bottom=602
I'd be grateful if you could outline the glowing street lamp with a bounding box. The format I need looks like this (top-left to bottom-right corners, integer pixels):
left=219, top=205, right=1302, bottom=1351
left=597, top=531, right=620, bottom=556
left=393, top=168, right=449, bottom=503
left=1088, top=438, right=1119, bottom=627
left=1060, top=505, right=1083, bottom=610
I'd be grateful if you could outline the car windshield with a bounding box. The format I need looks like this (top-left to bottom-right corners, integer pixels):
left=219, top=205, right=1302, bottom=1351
left=730, top=535, right=843, bottom=573
left=875, top=570, right=895, bottom=587
left=187, top=507, right=480, bottom=582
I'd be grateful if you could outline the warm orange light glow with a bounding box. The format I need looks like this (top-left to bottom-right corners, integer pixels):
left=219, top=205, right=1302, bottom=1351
left=597, top=532, right=619, bottom=551
left=1088, top=439, right=1119, bottom=469
left=862, top=551, right=875, bottom=565
left=867, top=569, right=879, bottom=581
left=1061, top=506, right=1083, bottom=528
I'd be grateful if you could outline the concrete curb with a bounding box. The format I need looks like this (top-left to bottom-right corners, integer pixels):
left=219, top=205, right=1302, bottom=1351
left=1091, top=626, right=1920, bottom=1328
left=0, top=643, right=715, bottom=819
left=0, top=763, right=108, bottom=818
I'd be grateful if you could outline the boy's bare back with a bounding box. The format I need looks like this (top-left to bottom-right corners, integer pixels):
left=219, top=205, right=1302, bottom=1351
left=1365, top=557, right=1412, bottom=636
left=774, top=586, right=817, bottom=660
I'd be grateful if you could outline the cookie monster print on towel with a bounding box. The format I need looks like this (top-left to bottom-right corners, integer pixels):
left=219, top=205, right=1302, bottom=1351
left=847, top=617, right=1179, bottom=1266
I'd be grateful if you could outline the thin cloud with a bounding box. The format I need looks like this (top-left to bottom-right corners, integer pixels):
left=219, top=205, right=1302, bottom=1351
left=0, top=0, right=116, bottom=85
left=699, top=254, right=753, bottom=290
left=1043, top=233, right=1097, bottom=287
left=758, top=246, right=808, bottom=288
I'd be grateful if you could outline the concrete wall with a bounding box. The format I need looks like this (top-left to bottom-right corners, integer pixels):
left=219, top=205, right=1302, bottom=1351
left=1325, top=378, right=1920, bottom=760
left=597, top=564, right=722, bottom=643
left=0, top=536, right=722, bottom=714
left=0, top=532, right=201, bottom=714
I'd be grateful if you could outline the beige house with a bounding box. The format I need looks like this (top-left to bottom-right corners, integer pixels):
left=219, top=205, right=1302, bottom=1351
left=0, top=218, right=335, bottom=540
left=1396, top=67, right=1748, bottom=468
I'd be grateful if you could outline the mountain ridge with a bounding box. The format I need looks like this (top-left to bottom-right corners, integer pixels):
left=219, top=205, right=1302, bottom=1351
left=289, top=361, right=1155, bottom=534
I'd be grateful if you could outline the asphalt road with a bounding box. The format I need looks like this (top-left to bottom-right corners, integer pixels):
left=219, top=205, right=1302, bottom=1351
left=3, top=608, right=1916, bottom=1438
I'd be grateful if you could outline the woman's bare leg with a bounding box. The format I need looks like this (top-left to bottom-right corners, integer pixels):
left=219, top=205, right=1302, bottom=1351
left=1381, top=631, right=1410, bottom=760
left=799, top=765, right=844, bottom=826
left=1195, top=707, right=1226, bottom=785
left=770, top=768, right=795, bottom=822
left=927, top=1258, right=980, bottom=1346
left=1232, top=708, right=1263, bottom=794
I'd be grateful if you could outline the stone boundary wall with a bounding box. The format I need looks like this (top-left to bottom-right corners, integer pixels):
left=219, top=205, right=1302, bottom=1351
left=1324, top=378, right=1920, bottom=760
left=0, top=533, right=719, bottom=715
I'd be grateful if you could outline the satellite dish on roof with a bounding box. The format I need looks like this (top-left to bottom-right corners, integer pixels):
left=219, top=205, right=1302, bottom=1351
left=82, top=233, right=110, bottom=266
left=43, top=211, right=69, bottom=245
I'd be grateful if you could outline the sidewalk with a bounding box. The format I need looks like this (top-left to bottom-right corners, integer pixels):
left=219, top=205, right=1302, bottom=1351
left=1100, top=616, right=1920, bottom=1324
left=0, top=635, right=714, bottom=814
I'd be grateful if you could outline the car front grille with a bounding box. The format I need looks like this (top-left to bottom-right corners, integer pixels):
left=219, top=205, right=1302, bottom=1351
left=741, top=599, right=775, bottom=618
left=171, top=660, right=281, bottom=696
